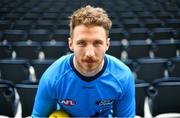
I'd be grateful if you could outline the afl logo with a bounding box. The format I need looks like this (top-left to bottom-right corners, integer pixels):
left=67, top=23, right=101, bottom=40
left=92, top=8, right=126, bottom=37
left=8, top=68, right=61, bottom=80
left=60, top=99, right=76, bottom=106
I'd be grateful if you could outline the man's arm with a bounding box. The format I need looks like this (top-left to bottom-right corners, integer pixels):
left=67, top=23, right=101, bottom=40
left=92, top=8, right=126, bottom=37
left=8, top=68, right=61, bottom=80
left=32, top=77, right=57, bottom=117
left=115, top=72, right=136, bottom=117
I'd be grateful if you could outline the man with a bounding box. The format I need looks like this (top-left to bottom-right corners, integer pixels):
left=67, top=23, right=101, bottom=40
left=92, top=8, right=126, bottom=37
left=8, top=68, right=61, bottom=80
left=32, top=5, right=135, bottom=117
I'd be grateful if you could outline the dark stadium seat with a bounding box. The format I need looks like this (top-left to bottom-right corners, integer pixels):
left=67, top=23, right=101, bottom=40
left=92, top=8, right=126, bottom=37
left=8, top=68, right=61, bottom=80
left=0, top=20, right=12, bottom=30
left=136, top=11, right=155, bottom=19
left=127, top=28, right=151, bottom=40
left=122, top=19, right=143, bottom=29
left=16, top=82, right=38, bottom=117
left=52, top=29, right=69, bottom=42
left=126, top=40, right=152, bottom=59
left=0, top=42, right=12, bottom=59
left=109, top=28, right=128, bottom=41
left=12, top=20, right=33, bottom=30
left=168, top=57, right=180, bottom=77
left=12, top=41, right=41, bottom=59
left=0, top=59, right=30, bottom=84
left=135, top=57, right=168, bottom=83
left=34, top=20, right=55, bottom=30
left=23, top=13, right=40, bottom=21
left=4, top=13, right=22, bottom=21
left=135, top=79, right=150, bottom=117
left=153, top=40, right=179, bottom=58
left=41, top=12, right=58, bottom=20
left=31, top=59, right=55, bottom=80
left=27, top=29, right=51, bottom=42
left=118, top=12, right=137, bottom=19
left=143, top=19, right=164, bottom=29
left=151, top=28, right=175, bottom=41
left=41, top=41, right=69, bottom=59
left=0, top=80, right=16, bottom=117
left=149, top=79, right=180, bottom=117
left=55, top=20, right=69, bottom=30
left=154, top=11, right=173, bottom=20
left=106, top=41, right=122, bottom=59
left=165, top=19, right=180, bottom=29
left=2, top=29, right=26, bottom=42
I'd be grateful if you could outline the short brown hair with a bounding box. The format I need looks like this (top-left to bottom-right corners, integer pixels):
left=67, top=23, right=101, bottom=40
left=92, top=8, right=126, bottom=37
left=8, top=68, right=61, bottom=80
left=69, top=5, right=112, bottom=37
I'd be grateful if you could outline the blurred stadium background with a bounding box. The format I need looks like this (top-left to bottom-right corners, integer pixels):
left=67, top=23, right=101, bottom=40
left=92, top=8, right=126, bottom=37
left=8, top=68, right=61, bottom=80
left=0, top=0, right=180, bottom=117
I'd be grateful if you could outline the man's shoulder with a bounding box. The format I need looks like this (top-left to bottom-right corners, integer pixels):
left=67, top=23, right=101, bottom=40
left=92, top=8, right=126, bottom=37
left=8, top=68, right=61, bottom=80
left=41, top=54, right=72, bottom=80
left=105, top=54, right=129, bottom=70
left=105, top=54, right=133, bottom=80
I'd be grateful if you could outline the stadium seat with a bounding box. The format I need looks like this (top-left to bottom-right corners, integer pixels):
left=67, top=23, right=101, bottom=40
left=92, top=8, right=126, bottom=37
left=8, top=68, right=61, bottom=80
left=23, top=13, right=40, bottom=21
left=12, top=20, right=33, bottom=30
left=2, top=29, right=26, bottom=42
left=122, top=19, right=143, bottom=29
left=0, top=59, right=30, bottom=84
left=127, top=28, right=151, bottom=40
left=4, top=13, right=22, bottom=21
left=31, top=59, right=55, bottom=81
left=136, top=11, right=155, bottom=19
left=118, top=11, right=137, bottom=19
left=34, top=20, right=55, bottom=30
left=0, top=20, right=12, bottom=30
left=0, top=42, right=12, bottom=59
left=27, top=29, right=51, bottom=42
left=55, top=20, right=69, bottom=30
left=126, top=40, right=152, bottom=59
left=165, top=19, right=180, bottom=29
left=15, top=82, right=38, bottom=117
left=143, top=19, right=164, bottom=29
left=152, top=40, right=179, bottom=58
left=109, top=28, right=128, bottom=41
left=154, top=11, right=173, bottom=20
left=52, top=29, right=69, bottom=42
left=168, top=57, right=180, bottom=77
left=106, top=41, right=122, bottom=59
left=151, top=28, right=175, bottom=41
left=135, top=79, right=150, bottom=117
left=41, top=12, right=58, bottom=20
left=149, top=79, right=180, bottom=117
left=0, top=80, right=16, bottom=117
left=12, top=41, right=41, bottom=59
left=41, top=41, right=69, bottom=59
left=135, top=57, right=168, bottom=83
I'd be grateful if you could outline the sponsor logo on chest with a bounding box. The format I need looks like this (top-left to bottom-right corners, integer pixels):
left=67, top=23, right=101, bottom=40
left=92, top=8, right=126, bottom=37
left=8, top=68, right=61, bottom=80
left=60, top=99, right=76, bottom=106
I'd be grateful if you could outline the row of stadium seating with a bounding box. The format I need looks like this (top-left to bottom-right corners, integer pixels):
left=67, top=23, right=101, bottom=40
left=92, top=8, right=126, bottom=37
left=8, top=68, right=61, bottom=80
left=0, top=18, right=180, bottom=30
left=0, top=57, right=180, bottom=84
left=0, top=0, right=179, bottom=14
left=1, top=40, right=179, bottom=59
left=1, top=79, right=180, bottom=117
left=0, top=27, right=179, bottom=42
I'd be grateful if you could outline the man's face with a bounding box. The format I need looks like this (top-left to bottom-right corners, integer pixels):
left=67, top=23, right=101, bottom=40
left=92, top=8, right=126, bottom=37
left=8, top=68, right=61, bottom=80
left=69, top=25, right=110, bottom=73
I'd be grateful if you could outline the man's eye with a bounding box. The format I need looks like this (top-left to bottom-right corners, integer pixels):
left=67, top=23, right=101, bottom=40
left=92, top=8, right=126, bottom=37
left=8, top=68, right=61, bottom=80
left=77, top=42, right=86, bottom=46
left=94, top=41, right=103, bottom=46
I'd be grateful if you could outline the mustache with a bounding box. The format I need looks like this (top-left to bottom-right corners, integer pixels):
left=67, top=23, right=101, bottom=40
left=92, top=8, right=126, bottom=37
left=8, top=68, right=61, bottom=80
left=82, top=57, right=97, bottom=62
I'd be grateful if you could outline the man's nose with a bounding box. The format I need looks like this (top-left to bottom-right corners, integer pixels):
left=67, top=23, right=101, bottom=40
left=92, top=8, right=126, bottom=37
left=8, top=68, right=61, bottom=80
left=85, top=46, right=95, bottom=57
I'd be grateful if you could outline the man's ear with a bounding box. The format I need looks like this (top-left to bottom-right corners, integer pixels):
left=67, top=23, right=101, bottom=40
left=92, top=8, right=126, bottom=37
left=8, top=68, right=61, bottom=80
left=68, top=37, right=73, bottom=51
left=106, top=38, right=110, bottom=51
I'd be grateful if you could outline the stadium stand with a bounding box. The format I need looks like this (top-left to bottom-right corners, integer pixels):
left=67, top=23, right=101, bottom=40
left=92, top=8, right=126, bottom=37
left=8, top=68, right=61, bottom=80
left=0, top=0, right=180, bottom=117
